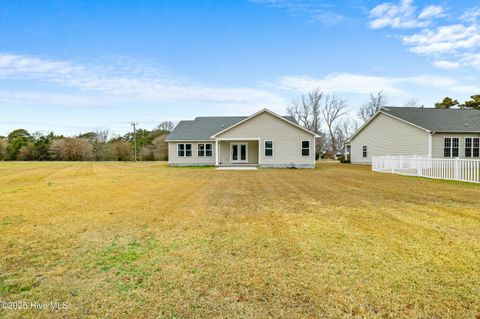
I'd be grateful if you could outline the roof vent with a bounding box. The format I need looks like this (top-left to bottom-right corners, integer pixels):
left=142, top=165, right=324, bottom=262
left=465, top=123, right=468, bottom=127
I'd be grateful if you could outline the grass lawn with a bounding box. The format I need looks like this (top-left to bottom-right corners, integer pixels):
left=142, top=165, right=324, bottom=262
left=0, top=162, right=479, bottom=318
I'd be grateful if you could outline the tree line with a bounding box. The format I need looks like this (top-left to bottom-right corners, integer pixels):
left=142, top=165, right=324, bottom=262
left=2, top=93, right=478, bottom=162
left=0, top=121, right=174, bottom=161
left=434, top=95, right=480, bottom=109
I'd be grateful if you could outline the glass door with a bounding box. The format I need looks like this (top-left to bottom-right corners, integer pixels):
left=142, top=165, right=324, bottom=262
left=231, top=143, right=248, bottom=163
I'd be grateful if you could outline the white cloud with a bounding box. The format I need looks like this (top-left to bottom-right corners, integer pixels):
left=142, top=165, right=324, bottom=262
left=403, top=24, right=480, bottom=55
left=369, top=0, right=444, bottom=29
left=460, top=7, right=480, bottom=22
left=250, top=0, right=343, bottom=26
left=0, top=90, right=115, bottom=107
left=311, top=11, right=343, bottom=26
left=276, top=74, right=404, bottom=95
left=459, top=53, right=480, bottom=68
left=274, top=73, right=479, bottom=96
left=0, top=53, right=286, bottom=107
left=431, top=60, right=460, bottom=69
left=418, top=5, right=445, bottom=19
left=369, top=2, right=480, bottom=70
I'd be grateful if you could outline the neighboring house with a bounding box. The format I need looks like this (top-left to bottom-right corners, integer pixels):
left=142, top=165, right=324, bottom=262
left=346, top=107, right=480, bottom=164
left=165, top=108, right=319, bottom=168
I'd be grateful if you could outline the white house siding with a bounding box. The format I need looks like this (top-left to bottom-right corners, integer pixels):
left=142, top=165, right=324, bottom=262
left=218, top=140, right=259, bottom=164
left=351, top=113, right=429, bottom=164
left=215, top=112, right=315, bottom=168
left=168, top=142, right=216, bottom=166
left=432, top=133, right=480, bottom=159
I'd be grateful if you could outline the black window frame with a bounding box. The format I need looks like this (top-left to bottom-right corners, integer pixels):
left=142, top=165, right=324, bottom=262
left=362, top=145, right=367, bottom=158
left=264, top=140, right=273, bottom=157
left=301, top=140, right=310, bottom=156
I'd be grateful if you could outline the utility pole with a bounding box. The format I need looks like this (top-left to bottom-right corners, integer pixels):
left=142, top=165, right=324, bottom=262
left=131, top=122, right=138, bottom=162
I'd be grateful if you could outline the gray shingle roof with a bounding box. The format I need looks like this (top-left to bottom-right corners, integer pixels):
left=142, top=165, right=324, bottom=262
left=381, top=107, right=480, bottom=132
left=166, top=115, right=298, bottom=141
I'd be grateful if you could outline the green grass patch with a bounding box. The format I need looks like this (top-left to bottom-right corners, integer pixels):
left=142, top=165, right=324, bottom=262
left=94, top=239, right=191, bottom=293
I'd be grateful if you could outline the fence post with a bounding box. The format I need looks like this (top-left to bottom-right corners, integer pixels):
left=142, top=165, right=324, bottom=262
left=454, top=157, right=460, bottom=180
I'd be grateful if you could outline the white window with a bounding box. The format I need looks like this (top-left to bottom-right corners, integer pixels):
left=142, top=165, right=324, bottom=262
left=198, top=144, right=204, bottom=157
left=465, top=138, right=480, bottom=158
left=198, top=143, right=212, bottom=157
left=205, top=144, right=212, bottom=157
left=264, top=140, right=273, bottom=156
left=444, top=138, right=459, bottom=158
left=301, top=140, right=310, bottom=156
left=362, top=146, right=367, bottom=158
left=177, top=143, right=192, bottom=157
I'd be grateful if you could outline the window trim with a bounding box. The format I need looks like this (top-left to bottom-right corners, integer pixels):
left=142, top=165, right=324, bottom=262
left=197, top=143, right=205, bottom=157
left=444, top=137, right=459, bottom=158
left=464, top=137, right=480, bottom=158
left=362, top=145, right=367, bottom=158
left=177, top=143, right=192, bottom=157
left=177, top=143, right=184, bottom=157
left=301, top=140, right=310, bottom=157
left=264, top=140, right=274, bottom=157
left=205, top=143, right=212, bottom=157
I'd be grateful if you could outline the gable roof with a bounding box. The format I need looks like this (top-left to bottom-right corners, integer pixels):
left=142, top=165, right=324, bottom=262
left=165, top=109, right=300, bottom=141
left=347, top=107, right=480, bottom=143
left=211, top=108, right=319, bottom=138
left=381, top=107, right=480, bottom=132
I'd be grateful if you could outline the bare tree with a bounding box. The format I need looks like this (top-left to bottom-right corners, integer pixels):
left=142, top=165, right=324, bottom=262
left=287, top=89, right=326, bottom=159
left=110, top=140, right=131, bottom=161
left=50, top=138, right=93, bottom=161
left=358, top=90, right=387, bottom=123
left=151, top=134, right=169, bottom=160
left=17, top=145, right=33, bottom=160
left=157, top=121, right=175, bottom=132
left=403, top=98, right=420, bottom=107
left=287, top=89, right=323, bottom=133
left=77, top=130, right=109, bottom=160
left=322, top=94, right=348, bottom=156
left=334, top=118, right=358, bottom=153
left=140, top=133, right=169, bottom=161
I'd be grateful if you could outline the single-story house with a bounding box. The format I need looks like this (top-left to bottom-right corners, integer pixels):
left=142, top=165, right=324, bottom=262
left=346, top=107, right=480, bottom=164
left=165, top=108, right=319, bottom=168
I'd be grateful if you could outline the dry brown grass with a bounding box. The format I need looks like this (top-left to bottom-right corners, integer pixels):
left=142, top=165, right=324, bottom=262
left=0, top=162, right=479, bottom=318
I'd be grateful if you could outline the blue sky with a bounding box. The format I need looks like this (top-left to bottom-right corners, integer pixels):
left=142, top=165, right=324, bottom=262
left=1, top=0, right=479, bottom=136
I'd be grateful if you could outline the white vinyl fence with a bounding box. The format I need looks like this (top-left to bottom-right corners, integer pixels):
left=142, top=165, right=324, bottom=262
left=372, top=156, right=480, bottom=184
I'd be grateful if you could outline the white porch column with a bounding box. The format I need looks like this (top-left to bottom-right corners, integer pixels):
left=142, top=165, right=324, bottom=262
left=215, top=139, right=219, bottom=166
left=258, top=138, right=261, bottom=165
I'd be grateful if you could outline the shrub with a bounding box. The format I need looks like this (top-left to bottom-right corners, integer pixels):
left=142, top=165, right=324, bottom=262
left=110, top=140, right=131, bottom=161
left=0, top=140, right=6, bottom=160
left=50, top=138, right=93, bottom=161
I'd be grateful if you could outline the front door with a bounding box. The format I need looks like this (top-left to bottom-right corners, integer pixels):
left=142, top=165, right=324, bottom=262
left=231, top=143, right=248, bottom=163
